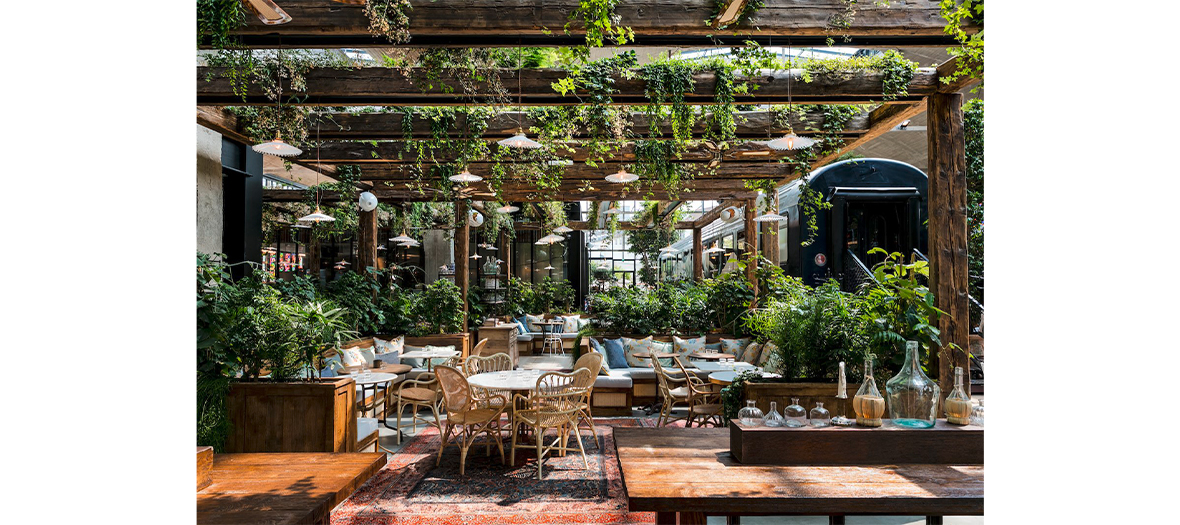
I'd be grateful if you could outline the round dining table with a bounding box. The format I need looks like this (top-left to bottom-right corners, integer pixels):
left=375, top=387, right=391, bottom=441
left=350, top=372, right=399, bottom=418
left=400, top=348, right=461, bottom=371
left=688, top=352, right=736, bottom=362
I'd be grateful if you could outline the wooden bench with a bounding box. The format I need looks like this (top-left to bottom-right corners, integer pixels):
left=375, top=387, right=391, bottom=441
left=197, top=451, right=387, bottom=524
left=614, top=427, right=983, bottom=525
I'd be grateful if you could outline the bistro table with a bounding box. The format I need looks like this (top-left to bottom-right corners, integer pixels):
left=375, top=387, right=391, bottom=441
left=690, top=361, right=758, bottom=373
left=350, top=372, right=398, bottom=419
left=688, top=352, right=736, bottom=362
left=709, top=369, right=781, bottom=386
left=468, top=369, right=546, bottom=439
left=614, top=427, right=983, bottom=525
left=372, top=362, right=413, bottom=375
left=401, top=348, right=461, bottom=372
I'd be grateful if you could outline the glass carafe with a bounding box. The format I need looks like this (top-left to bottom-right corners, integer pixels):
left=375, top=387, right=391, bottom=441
left=886, top=341, right=941, bottom=428
left=944, top=366, right=973, bottom=425
left=738, top=400, right=764, bottom=426
left=762, top=401, right=785, bottom=427
left=970, top=399, right=984, bottom=427
left=810, top=402, right=831, bottom=427
left=783, top=398, right=807, bottom=427
left=854, top=356, right=885, bottom=427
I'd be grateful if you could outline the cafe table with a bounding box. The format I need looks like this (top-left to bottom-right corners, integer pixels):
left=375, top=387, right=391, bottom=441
left=401, top=348, right=461, bottom=372
left=349, top=371, right=399, bottom=419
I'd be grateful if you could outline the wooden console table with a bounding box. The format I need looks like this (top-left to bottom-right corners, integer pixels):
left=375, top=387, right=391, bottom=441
left=614, top=427, right=982, bottom=525
left=197, top=452, right=387, bottom=524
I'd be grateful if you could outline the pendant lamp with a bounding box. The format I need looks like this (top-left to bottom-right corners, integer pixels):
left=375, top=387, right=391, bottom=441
left=254, top=48, right=303, bottom=157
left=603, top=202, right=623, bottom=215
left=449, top=168, right=482, bottom=183
left=390, top=229, right=415, bottom=243
left=766, top=39, right=816, bottom=152
left=496, top=204, right=520, bottom=214
left=704, top=243, right=726, bottom=254
left=297, top=118, right=335, bottom=223
left=499, top=46, right=543, bottom=149
left=604, top=169, right=638, bottom=183
left=554, top=225, right=573, bottom=234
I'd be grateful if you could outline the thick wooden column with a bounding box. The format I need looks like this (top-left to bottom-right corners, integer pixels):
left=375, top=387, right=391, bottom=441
left=927, top=93, right=971, bottom=396
left=455, top=200, right=470, bottom=329
left=305, top=235, right=321, bottom=285
left=500, top=231, right=512, bottom=279
left=692, top=227, right=703, bottom=281
left=357, top=209, right=378, bottom=271
left=744, top=200, right=758, bottom=297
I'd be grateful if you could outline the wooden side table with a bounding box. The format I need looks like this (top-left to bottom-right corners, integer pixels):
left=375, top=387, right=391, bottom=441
left=478, top=323, right=519, bottom=364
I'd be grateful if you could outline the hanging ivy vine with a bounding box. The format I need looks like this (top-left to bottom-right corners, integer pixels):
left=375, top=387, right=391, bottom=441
left=196, top=0, right=246, bottom=48
left=364, top=0, right=413, bottom=44
left=940, top=0, right=984, bottom=91
left=567, top=0, right=634, bottom=51
left=710, top=0, right=765, bottom=30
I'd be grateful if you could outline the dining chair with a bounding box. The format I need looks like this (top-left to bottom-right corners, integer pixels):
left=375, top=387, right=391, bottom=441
left=471, top=338, right=490, bottom=357
left=651, top=357, right=693, bottom=427
left=570, top=352, right=603, bottom=447
left=509, top=368, right=592, bottom=479
left=673, top=358, right=723, bottom=427
left=434, top=365, right=508, bottom=476
left=388, top=372, right=442, bottom=444
left=462, top=353, right=514, bottom=410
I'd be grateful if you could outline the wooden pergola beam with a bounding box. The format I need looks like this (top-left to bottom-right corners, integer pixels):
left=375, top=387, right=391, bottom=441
left=336, top=161, right=791, bottom=181
left=197, top=67, right=938, bottom=106
left=305, top=139, right=814, bottom=164
left=263, top=188, right=756, bottom=203
left=202, top=0, right=977, bottom=49
left=693, top=199, right=743, bottom=228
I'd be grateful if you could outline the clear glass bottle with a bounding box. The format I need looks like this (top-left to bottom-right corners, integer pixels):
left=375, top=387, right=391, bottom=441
left=810, top=402, right=831, bottom=427
left=762, top=401, right=785, bottom=427
left=944, top=366, right=973, bottom=425
left=886, top=341, right=941, bottom=428
left=738, top=400, right=764, bottom=426
left=783, top=398, right=807, bottom=427
left=970, top=399, right=984, bottom=427
left=854, top=356, right=885, bottom=427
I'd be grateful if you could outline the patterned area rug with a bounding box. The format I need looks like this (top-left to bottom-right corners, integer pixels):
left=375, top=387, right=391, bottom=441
left=331, top=418, right=661, bottom=525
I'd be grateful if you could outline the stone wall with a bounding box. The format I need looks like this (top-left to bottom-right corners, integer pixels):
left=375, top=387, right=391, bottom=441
left=197, top=124, right=223, bottom=255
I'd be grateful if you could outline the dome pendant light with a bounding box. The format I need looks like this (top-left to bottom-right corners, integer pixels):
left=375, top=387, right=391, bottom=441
left=449, top=169, right=482, bottom=183
left=498, top=43, right=543, bottom=150
left=390, top=229, right=415, bottom=243
left=496, top=203, right=520, bottom=214
left=254, top=47, right=303, bottom=157
left=766, top=39, right=815, bottom=152
left=298, top=119, right=336, bottom=223
left=553, top=225, right=573, bottom=234
left=604, top=169, right=639, bottom=183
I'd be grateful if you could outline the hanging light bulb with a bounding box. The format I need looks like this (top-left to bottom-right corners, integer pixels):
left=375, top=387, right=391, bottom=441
left=253, top=137, right=302, bottom=157
left=298, top=206, right=336, bottom=223
left=390, top=229, right=415, bottom=243
left=398, top=240, right=420, bottom=248
left=337, top=260, right=351, bottom=266
left=704, top=243, right=727, bottom=254
left=377, top=245, right=387, bottom=251
left=471, top=254, right=483, bottom=260
left=450, top=169, right=483, bottom=183
left=554, top=225, right=573, bottom=234
left=497, top=133, right=543, bottom=149
left=543, top=265, right=555, bottom=270
left=496, top=204, right=520, bottom=214
left=767, top=133, right=816, bottom=151
left=604, top=169, right=639, bottom=183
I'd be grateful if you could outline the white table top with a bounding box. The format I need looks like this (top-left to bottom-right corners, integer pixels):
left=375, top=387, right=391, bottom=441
left=401, top=349, right=461, bottom=359
left=691, top=361, right=758, bottom=372
left=467, top=370, right=546, bottom=391
left=708, top=371, right=741, bottom=384
left=348, top=372, right=399, bottom=386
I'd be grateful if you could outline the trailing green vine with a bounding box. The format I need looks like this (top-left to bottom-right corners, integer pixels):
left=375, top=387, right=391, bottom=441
left=710, top=0, right=765, bottom=30
left=940, top=0, right=983, bottom=91
left=196, top=0, right=246, bottom=48
left=567, top=0, right=634, bottom=50
left=364, top=0, right=413, bottom=45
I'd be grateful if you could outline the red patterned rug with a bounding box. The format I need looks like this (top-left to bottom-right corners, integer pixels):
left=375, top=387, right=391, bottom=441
left=331, top=418, right=665, bottom=525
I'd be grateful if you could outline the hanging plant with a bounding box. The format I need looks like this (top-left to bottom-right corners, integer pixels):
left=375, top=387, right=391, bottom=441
left=567, top=0, right=634, bottom=50
left=639, top=60, right=697, bottom=142
left=550, top=51, right=637, bottom=166
left=197, top=0, right=247, bottom=49
left=940, top=0, right=984, bottom=91
left=364, top=0, right=413, bottom=45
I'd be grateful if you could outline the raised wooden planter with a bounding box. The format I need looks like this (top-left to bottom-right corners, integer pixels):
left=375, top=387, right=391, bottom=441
left=743, top=381, right=851, bottom=422
left=730, top=419, right=983, bottom=465
left=225, top=377, right=357, bottom=453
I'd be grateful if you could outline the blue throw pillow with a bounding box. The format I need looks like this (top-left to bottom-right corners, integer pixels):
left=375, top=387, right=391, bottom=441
left=603, top=338, right=629, bottom=369
left=589, top=337, right=604, bottom=353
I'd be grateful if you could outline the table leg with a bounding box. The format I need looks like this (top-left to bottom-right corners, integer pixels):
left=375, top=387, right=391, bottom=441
left=925, top=517, right=944, bottom=525
left=829, top=516, right=846, bottom=525
left=679, top=512, right=707, bottom=525
left=655, top=512, right=677, bottom=525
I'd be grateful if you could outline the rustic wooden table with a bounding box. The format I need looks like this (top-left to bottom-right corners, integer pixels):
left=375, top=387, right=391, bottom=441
left=613, top=427, right=983, bottom=525
left=197, top=452, right=387, bottom=525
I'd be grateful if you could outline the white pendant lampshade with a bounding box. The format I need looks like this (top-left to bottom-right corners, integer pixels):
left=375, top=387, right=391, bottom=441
left=298, top=206, right=336, bottom=223
left=337, top=260, right=351, bottom=266
left=496, top=204, right=520, bottom=214
left=604, top=169, right=639, bottom=183
left=767, top=133, right=816, bottom=151
left=543, top=265, right=555, bottom=270
left=754, top=212, right=786, bottom=222
left=535, top=234, right=565, bottom=245
left=659, top=246, right=677, bottom=253
left=471, top=254, right=482, bottom=260
left=467, top=210, right=485, bottom=227
left=358, top=191, right=378, bottom=212
left=390, top=230, right=415, bottom=243
left=252, top=138, right=302, bottom=157
left=449, top=169, right=483, bottom=183
left=603, top=203, right=623, bottom=215
left=398, top=240, right=420, bottom=247
left=497, top=133, right=543, bottom=149
left=553, top=225, right=573, bottom=234
left=704, top=244, right=726, bottom=254
left=377, top=245, right=387, bottom=251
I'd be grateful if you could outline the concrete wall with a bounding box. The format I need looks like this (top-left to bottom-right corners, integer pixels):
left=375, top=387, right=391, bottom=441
left=424, top=230, right=452, bottom=282
left=197, top=124, right=223, bottom=255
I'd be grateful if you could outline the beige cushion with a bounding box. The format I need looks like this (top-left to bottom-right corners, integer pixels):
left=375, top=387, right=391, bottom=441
left=741, top=342, right=763, bottom=365
left=623, top=336, right=655, bottom=368
left=720, top=338, right=751, bottom=357
left=758, top=342, right=777, bottom=367
left=525, top=314, right=545, bottom=332
left=562, top=314, right=581, bottom=334
left=339, top=347, right=367, bottom=369
left=373, top=335, right=404, bottom=356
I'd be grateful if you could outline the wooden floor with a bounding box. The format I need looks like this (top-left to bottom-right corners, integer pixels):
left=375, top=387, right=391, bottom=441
left=614, top=427, right=983, bottom=523
left=197, top=452, right=387, bottom=525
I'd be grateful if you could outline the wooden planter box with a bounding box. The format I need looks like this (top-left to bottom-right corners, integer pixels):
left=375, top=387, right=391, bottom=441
left=743, top=381, right=851, bottom=422
left=730, top=419, right=984, bottom=465
left=225, top=377, right=357, bottom=453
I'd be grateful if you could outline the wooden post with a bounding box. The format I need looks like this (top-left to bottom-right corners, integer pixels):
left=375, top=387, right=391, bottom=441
left=305, top=235, right=321, bottom=285
left=692, top=227, right=703, bottom=281
left=357, top=209, right=378, bottom=272
left=927, top=93, right=971, bottom=396
left=763, top=193, right=781, bottom=267
left=745, top=200, right=758, bottom=298
left=500, top=231, right=512, bottom=279
left=455, top=200, right=470, bottom=329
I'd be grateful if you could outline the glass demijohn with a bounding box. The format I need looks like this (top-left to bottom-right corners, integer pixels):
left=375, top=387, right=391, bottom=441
left=944, top=366, right=973, bottom=425
left=783, top=398, right=807, bottom=427
left=810, top=402, right=831, bottom=427
left=854, top=356, right=885, bottom=427
left=762, top=401, right=785, bottom=427
left=885, top=341, right=941, bottom=428
left=738, top=400, right=764, bottom=426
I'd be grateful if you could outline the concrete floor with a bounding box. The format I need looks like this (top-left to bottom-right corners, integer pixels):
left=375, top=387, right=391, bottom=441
left=368, top=406, right=982, bottom=524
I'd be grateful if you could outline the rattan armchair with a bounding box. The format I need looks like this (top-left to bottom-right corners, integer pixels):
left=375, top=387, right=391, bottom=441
left=652, top=357, right=721, bottom=427
left=435, top=365, right=508, bottom=476
left=570, top=352, right=603, bottom=447
left=509, top=369, right=593, bottom=480
left=462, top=353, right=514, bottom=410
left=388, top=372, right=442, bottom=444
left=673, top=358, right=723, bottom=427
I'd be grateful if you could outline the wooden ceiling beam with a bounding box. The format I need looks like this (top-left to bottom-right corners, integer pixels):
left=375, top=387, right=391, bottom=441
left=936, top=56, right=982, bottom=94
left=305, top=139, right=818, bottom=164
left=201, top=0, right=976, bottom=49
left=693, top=199, right=744, bottom=228
left=345, top=161, right=791, bottom=181
left=263, top=188, right=756, bottom=203
left=197, top=67, right=938, bottom=106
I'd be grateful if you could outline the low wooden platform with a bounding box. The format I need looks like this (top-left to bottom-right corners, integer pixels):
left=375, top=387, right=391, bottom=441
left=614, top=427, right=983, bottom=524
left=197, top=452, right=387, bottom=525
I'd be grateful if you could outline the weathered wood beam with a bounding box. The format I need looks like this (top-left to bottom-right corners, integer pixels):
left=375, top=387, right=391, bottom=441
left=202, top=0, right=976, bottom=48
left=936, top=56, right=982, bottom=94
left=745, top=200, right=758, bottom=296
left=692, top=228, right=704, bottom=281
left=927, top=92, right=971, bottom=399
left=713, top=0, right=750, bottom=29
left=339, top=162, right=791, bottom=181
left=564, top=219, right=697, bottom=231
left=777, top=101, right=928, bottom=186
left=693, top=199, right=743, bottom=228
left=302, top=109, right=871, bottom=141
left=197, top=67, right=938, bottom=106
left=264, top=187, right=756, bottom=203
left=357, top=209, right=378, bottom=270
left=307, top=140, right=815, bottom=164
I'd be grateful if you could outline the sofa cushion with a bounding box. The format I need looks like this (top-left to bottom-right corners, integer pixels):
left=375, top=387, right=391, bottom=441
left=758, top=342, right=777, bottom=367
left=740, top=342, right=763, bottom=365
left=593, top=370, right=634, bottom=389
left=651, top=340, right=675, bottom=367
left=627, top=367, right=657, bottom=380
left=356, top=417, right=379, bottom=442
left=603, top=338, right=629, bottom=369
left=705, top=342, right=722, bottom=352
left=525, top=314, right=545, bottom=332
left=339, top=347, right=367, bottom=369
left=720, top=338, right=751, bottom=357
left=424, top=345, right=457, bottom=367
left=320, top=356, right=344, bottom=377
left=562, top=314, right=581, bottom=334
left=674, top=335, right=707, bottom=359
left=373, top=335, right=404, bottom=356
left=622, top=336, right=655, bottom=367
